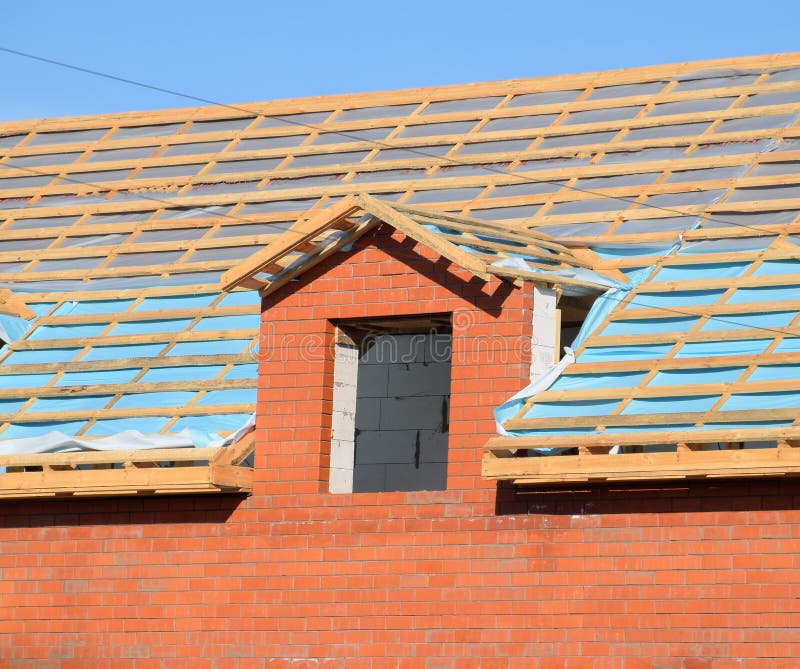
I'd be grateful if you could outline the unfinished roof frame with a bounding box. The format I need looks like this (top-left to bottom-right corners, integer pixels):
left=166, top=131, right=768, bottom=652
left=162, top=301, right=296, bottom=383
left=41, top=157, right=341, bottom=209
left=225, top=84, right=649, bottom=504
left=0, top=52, right=800, bottom=496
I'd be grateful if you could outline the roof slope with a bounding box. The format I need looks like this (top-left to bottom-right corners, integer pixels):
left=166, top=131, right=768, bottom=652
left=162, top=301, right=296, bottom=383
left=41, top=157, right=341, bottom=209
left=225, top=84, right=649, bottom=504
left=0, top=52, right=799, bottom=452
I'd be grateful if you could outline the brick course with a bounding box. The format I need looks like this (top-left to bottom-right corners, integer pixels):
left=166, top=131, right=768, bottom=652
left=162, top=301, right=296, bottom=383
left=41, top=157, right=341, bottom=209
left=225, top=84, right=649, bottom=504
left=1, top=225, right=799, bottom=668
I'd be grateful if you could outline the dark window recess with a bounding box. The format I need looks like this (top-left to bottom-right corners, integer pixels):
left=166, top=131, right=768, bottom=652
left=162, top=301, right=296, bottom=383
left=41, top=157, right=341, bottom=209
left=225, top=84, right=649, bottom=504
left=558, top=294, right=594, bottom=351
left=332, top=315, right=451, bottom=493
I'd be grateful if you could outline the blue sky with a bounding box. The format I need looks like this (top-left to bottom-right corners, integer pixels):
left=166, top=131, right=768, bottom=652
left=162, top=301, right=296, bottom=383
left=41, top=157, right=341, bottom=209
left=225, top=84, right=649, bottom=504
left=1, top=0, right=798, bottom=122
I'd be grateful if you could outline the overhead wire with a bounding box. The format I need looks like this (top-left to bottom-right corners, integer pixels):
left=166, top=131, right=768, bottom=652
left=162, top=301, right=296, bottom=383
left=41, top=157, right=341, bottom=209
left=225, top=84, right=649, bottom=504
left=0, top=46, right=800, bottom=341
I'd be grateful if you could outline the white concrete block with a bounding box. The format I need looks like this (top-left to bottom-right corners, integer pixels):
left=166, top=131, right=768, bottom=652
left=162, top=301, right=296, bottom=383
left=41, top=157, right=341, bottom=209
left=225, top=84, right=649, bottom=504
left=330, top=438, right=355, bottom=470
left=329, top=467, right=354, bottom=494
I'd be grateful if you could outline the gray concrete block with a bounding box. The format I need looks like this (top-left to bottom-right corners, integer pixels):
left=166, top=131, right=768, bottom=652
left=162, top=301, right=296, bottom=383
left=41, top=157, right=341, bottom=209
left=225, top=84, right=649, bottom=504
left=383, top=462, right=447, bottom=492
left=419, top=431, right=449, bottom=464
left=387, top=361, right=451, bottom=397
left=354, top=397, right=381, bottom=430
left=360, top=334, right=426, bottom=365
left=357, top=363, right=389, bottom=398
left=353, top=463, right=387, bottom=493
left=379, top=396, right=447, bottom=431
left=355, top=430, right=417, bottom=465
left=424, top=333, right=452, bottom=364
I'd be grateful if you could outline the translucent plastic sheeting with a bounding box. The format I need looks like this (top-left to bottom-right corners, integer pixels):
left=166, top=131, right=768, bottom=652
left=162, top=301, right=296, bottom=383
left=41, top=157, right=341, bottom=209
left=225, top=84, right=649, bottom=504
left=113, top=123, right=184, bottom=140
left=134, top=228, right=206, bottom=243
left=548, top=198, right=628, bottom=215
left=645, top=190, right=725, bottom=207
left=430, top=164, right=509, bottom=179
left=672, top=70, right=760, bottom=91
left=458, top=139, right=532, bottom=155
left=406, top=188, right=484, bottom=204
left=665, top=165, right=748, bottom=183
left=33, top=257, right=102, bottom=272
left=398, top=121, right=476, bottom=138
left=514, top=156, right=593, bottom=172
left=728, top=184, right=800, bottom=202
left=650, top=97, right=737, bottom=116
left=337, top=104, right=420, bottom=122
left=0, top=175, right=54, bottom=190
left=188, top=246, right=255, bottom=263
left=613, top=216, right=700, bottom=235
left=0, top=429, right=193, bottom=456
left=626, top=122, right=711, bottom=141
left=693, top=139, right=775, bottom=157
left=538, top=131, right=618, bottom=149
left=213, top=221, right=292, bottom=238
left=743, top=90, right=800, bottom=107
left=0, top=135, right=24, bottom=149
left=591, top=81, right=669, bottom=99
left=257, top=111, right=331, bottom=128
left=186, top=118, right=252, bottom=134
left=312, top=128, right=391, bottom=145
left=508, top=90, right=581, bottom=107
left=480, top=115, right=558, bottom=133
left=86, top=146, right=157, bottom=162
left=7, top=152, right=82, bottom=167
left=29, top=129, right=107, bottom=146
left=649, top=367, right=746, bottom=386
left=161, top=141, right=230, bottom=157
left=135, top=163, right=203, bottom=179
left=574, top=173, right=658, bottom=189
left=350, top=169, right=426, bottom=184
left=7, top=215, right=80, bottom=230
left=0, top=237, right=52, bottom=251
left=488, top=181, right=565, bottom=198
left=289, top=151, right=368, bottom=168
left=239, top=199, right=318, bottom=214
left=471, top=204, right=541, bottom=220
left=209, top=158, right=282, bottom=174
left=188, top=181, right=262, bottom=195
left=751, top=162, right=800, bottom=177
left=421, top=97, right=504, bottom=115
left=59, top=233, right=129, bottom=248
left=600, top=146, right=688, bottom=164
left=266, top=174, right=344, bottom=190
left=375, top=145, right=451, bottom=161
left=106, top=250, right=184, bottom=268
left=563, top=106, right=643, bottom=125
left=533, top=222, right=614, bottom=237
left=702, top=209, right=800, bottom=229
left=718, top=114, right=798, bottom=133
left=235, top=135, right=305, bottom=151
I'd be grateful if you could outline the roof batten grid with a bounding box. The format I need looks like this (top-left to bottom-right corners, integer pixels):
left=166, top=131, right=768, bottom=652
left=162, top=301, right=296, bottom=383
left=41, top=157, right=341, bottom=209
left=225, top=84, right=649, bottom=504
left=1, top=51, right=800, bottom=489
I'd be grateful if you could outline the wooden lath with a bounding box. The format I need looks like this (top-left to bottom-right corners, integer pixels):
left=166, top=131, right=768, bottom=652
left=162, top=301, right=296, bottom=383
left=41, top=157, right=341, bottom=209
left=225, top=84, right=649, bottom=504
left=0, top=439, right=254, bottom=499
left=221, top=195, right=617, bottom=293
left=483, top=436, right=800, bottom=485
left=0, top=289, right=34, bottom=320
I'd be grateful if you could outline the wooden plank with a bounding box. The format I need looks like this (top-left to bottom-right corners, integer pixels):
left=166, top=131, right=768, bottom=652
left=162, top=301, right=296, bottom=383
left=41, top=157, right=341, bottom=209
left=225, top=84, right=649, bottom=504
left=220, top=197, right=360, bottom=291
left=485, top=425, right=800, bottom=453
left=503, top=407, right=800, bottom=431
left=483, top=444, right=800, bottom=484
left=356, top=193, right=492, bottom=280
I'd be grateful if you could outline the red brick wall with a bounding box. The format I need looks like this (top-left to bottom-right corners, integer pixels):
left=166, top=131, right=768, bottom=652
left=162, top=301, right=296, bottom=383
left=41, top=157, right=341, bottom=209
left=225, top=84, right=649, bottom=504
left=1, top=226, right=799, bottom=668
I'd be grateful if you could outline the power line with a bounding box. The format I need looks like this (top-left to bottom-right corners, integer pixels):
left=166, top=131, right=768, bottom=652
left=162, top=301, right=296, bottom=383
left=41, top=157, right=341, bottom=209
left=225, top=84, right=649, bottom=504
left=0, top=44, right=786, bottom=236
left=1, top=45, right=799, bottom=341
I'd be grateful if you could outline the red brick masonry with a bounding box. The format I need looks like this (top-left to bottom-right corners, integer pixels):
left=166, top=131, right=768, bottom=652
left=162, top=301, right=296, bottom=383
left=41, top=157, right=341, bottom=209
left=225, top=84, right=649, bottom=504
left=1, top=226, right=798, bottom=668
